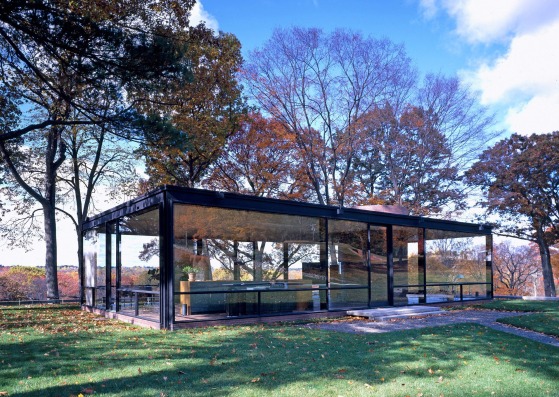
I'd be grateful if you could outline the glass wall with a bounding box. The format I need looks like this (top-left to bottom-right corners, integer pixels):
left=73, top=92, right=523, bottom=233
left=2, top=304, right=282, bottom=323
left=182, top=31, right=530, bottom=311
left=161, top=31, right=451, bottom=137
left=82, top=188, right=493, bottom=328
left=425, top=230, right=489, bottom=301
left=328, top=220, right=368, bottom=309
left=173, top=204, right=326, bottom=321
left=393, top=226, right=421, bottom=306
left=370, top=226, right=388, bottom=306
left=117, top=208, right=160, bottom=319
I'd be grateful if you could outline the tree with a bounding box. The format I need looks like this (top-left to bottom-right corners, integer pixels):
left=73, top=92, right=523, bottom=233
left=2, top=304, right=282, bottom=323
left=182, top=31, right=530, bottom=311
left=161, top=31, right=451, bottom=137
left=0, top=0, right=194, bottom=299
left=0, top=266, right=46, bottom=300
left=57, top=107, right=140, bottom=299
left=205, top=112, right=310, bottom=200
left=244, top=28, right=496, bottom=209
left=0, top=0, right=193, bottom=142
left=353, top=103, right=462, bottom=215
left=493, top=242, right=539, bottom=296
left=244, top=27, right=417, bottom=206
left=138, top=25, right=246, bottom=190
left=466, top=132, right=559, bottom=296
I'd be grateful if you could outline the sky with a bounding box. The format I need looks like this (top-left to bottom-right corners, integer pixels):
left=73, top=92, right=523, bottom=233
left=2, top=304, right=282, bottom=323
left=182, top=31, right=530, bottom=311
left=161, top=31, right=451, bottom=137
left=193, top=0, right=559, bottom=135
left=2, top=0, right=559, bottom=266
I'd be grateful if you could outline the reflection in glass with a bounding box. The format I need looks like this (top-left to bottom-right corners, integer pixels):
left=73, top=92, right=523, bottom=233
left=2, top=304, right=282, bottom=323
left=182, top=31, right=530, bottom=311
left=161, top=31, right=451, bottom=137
left=426, top=230, right=488, bottom=301
left=117, top=208, right=160, bottom=319
left=370, top=226, right=388, bottom=306
left=328, top=220, right=368, bottom=309
left=83, top=228, right=102, bottom=307
left=173, top=205, right=325, bottom=321
left=393, top=227, right=420, bottom=306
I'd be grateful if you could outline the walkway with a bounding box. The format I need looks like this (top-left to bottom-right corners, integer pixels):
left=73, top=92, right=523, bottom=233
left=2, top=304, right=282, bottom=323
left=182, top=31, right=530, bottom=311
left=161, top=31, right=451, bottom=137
left=311, top=310, right=559, bottom=347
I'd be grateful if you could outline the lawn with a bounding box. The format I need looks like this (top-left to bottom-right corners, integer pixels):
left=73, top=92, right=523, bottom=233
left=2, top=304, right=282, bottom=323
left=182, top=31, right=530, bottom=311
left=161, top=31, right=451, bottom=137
left=1, top=304, right=558, bottom=397
left=473, top=299, right=559, bottom=338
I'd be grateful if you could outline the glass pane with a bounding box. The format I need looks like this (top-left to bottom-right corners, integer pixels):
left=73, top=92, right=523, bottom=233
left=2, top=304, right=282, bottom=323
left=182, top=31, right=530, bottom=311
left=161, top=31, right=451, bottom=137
left=95, top=232, right=107, bottom=309
left=425, top=230, right=488, bottom=302
left=328, top=220, right=368, bottom=310
left=118, top=208, right=160, bottom=319
left=83, top=228, right=103, bottom=307
left=393, top=226, right=420, bottom=306
left=173, top=205, right=325, bottom=321
left=370, top=226, right=388, bottom=306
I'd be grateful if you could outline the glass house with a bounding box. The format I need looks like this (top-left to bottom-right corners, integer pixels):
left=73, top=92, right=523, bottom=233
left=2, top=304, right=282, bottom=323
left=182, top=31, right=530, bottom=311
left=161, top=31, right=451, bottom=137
left=81, top=186, right=493, bottom=329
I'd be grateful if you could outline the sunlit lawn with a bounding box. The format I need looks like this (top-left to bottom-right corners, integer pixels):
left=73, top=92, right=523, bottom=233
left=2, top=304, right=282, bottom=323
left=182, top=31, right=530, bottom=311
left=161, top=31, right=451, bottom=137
left=1, top=304, right=558, bottom=397
left=473, top=299, right=559, bottom=337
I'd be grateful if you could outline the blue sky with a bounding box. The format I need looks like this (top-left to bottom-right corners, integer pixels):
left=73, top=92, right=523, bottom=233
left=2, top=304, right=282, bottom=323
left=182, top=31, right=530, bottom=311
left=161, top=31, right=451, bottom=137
left=199, top=0, right=473, bottom=75
left=193, top=0, right=559, bottom=136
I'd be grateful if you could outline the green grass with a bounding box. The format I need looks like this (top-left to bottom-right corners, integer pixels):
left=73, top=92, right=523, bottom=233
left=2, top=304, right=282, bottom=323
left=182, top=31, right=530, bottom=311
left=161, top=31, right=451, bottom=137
left=472, top=299, right=559, bottom=313
left=1, top=305, right=559, bottom=397
left=470, top=299, right=559, bottom=338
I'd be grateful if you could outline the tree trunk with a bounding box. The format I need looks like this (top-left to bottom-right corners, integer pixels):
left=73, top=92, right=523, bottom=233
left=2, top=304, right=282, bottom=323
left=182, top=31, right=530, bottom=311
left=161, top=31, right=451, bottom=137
left=536, top=226, right=556, bottom=297
left=43, top=119, right=66, bottom=301
left=76, top=220, right=84, bottom=303
left=43, top=203, right=59, bottom=300
left=253, top=242, right=264, bottom=281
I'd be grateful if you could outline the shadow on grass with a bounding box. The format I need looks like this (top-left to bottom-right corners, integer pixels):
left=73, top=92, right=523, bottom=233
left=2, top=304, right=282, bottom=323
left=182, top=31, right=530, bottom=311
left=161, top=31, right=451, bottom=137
left=2, top=311, right=559, bottom=396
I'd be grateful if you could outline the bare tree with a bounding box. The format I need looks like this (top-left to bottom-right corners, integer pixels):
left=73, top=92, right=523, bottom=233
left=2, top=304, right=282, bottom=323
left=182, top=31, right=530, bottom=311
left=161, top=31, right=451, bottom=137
left=57, top=109, right=140, bottom=297
left=244, top=27, right=416, bottom=206
left=244, top=28, right=496, bottom=212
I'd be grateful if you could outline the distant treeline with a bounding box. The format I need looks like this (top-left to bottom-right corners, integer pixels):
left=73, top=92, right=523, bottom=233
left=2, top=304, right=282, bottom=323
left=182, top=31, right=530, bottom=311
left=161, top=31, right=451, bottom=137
left=0, top=266, right=78, bottom=301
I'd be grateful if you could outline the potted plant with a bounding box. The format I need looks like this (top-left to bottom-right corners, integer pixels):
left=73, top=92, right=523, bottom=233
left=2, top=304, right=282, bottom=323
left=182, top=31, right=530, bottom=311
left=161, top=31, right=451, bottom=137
left=182, top=265, right=199, bottom=281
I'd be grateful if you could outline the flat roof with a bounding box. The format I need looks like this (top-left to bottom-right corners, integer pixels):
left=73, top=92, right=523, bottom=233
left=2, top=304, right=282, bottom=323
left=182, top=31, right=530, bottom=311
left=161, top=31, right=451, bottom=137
left=83, top=185, right=491, bottom=235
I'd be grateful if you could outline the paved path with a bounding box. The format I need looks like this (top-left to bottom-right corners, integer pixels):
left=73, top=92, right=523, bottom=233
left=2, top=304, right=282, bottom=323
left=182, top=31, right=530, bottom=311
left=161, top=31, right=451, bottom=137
left=311, top=310, right=559, bottom=347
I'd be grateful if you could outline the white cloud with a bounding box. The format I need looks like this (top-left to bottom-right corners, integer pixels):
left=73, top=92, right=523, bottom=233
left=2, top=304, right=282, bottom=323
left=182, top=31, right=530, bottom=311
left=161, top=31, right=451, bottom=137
left=421, top=0, right=559, bottom=43
left=506, top=92, right=559, bottom=134
left=422, top=0, right=559, bottom=135
left=189, top=1, right=219, bottom=31
left=472, top=20, right=559, bottom=104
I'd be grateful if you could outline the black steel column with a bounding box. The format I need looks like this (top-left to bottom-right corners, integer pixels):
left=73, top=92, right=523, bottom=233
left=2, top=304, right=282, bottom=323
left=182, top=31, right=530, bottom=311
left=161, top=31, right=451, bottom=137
left=321, top=218, right=329, bottom=310
left=160, top=192, right=174, bottom=330
left=418, top=228, right=426, bottom=304
left=79, top=231, right=84, bottom=305
left=115, top=222, right=121, bottom=312
left=283, top=243, right=289, bottom=281
left=105, top=223, right=111, bottom=311
left=387, top=225, right=394, bottom=306
left=367, top=224, right=372, bottom=308
left=486, top=234, right=493, bottom=299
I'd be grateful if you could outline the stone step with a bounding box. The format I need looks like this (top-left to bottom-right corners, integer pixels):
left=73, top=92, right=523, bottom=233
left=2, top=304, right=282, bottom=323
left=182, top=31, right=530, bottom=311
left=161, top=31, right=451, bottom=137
left=347, top=306, right=444, bottom=321
left=373, top=311, right=445, bottom=321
